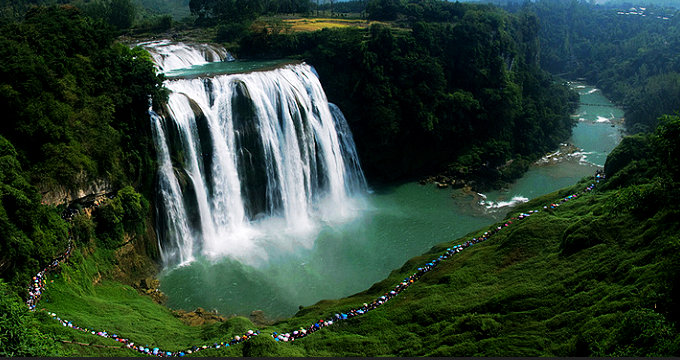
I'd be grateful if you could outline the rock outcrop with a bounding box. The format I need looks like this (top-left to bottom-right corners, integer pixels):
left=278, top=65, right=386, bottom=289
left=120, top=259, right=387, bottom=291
left=132, top=276, right=167, bottom=305
left=173, top=307, right=227, bottom=326
left=39, top=177, right=113, bottom=207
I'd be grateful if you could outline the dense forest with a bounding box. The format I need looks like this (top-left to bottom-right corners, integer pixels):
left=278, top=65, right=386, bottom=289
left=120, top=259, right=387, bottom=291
left=2, top=0, right=680, bottom=357
left=0, top=3, right=163, bottom=306
left=2, top=1, right=583, bottom=184
left=234, top=4, right=578, bottom=183
left=504, top=0, right=680, bottom=133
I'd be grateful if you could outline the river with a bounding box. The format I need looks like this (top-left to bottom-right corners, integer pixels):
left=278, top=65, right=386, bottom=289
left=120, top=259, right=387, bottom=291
left=158, top=74, right=624, bottom=320
left=481, top=83, right=625, bottom=206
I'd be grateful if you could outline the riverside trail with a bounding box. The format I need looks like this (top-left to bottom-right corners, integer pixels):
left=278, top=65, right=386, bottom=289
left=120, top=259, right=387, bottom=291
left=26, top=172, right=605, bottom=356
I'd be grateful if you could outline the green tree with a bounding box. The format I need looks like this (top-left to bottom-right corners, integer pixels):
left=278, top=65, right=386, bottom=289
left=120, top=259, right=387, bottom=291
left=604, top=308, right=680, bottom=356
left=0, top=280, right=62, bottom=357
left=190, top=0, right=263, bottom=24
left=0, top=135, right=68, bottom=288
left=367, top=0, right=401, bottom=20
left=71, top=211, right=96, bottom=246
left=108, top=0, right=137, bottom=30
left=93, top=198, right=124, bottom=249
left=117, top=185, right=149, bottom=236
left=652, top=114, right=680, bottom=182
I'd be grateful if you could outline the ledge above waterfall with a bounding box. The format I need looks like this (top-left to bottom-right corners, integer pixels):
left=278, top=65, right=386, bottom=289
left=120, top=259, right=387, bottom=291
left=136, top=39, right=235, bottom=73
left=163, top=59, right=302, bottom=79
left=134, top=39, right=298, bottom=79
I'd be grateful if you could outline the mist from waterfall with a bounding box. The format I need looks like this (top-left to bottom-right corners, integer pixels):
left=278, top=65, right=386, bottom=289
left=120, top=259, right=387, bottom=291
left=150, top=56, right=367, bottom=268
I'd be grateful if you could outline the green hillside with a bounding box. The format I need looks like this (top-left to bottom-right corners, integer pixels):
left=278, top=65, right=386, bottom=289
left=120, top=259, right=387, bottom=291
left=263, top=116, right=680, bottom=357
left=3, top=116, right=677, bottom=357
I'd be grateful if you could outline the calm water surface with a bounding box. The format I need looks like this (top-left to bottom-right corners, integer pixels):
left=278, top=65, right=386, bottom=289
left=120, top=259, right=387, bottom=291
left=163, top=59, right=295, bottom=78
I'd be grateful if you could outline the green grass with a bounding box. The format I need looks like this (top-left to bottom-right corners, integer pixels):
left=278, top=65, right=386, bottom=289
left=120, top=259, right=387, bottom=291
left=35, top=174, right=680, bottom=357
left=36, top=250, right=259, bottom=356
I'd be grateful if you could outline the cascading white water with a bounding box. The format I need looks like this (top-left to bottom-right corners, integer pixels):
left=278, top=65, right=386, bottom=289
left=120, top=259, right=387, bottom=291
left=151, top=52, right=367, bottom=267
left=138, top=39, right=235, bottom=73
left=150, top=110, right=195, bottom=264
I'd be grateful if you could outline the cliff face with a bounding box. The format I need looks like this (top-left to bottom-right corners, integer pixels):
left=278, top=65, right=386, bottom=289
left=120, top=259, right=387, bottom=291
left=39, top=178, right=114, bottom=207
left=38, top=175, right=162, bottom=289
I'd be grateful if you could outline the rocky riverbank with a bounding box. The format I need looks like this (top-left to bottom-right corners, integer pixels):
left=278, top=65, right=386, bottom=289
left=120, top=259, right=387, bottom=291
left=417, top=157, right=532, bottom=194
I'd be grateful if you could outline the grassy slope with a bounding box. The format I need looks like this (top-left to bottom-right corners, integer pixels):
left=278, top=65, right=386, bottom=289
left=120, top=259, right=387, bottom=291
left=260, top=178, right=675, bottom=357
left=38, top=172, right=679, bottom=356
left=36, top=245, right=255, bottom=356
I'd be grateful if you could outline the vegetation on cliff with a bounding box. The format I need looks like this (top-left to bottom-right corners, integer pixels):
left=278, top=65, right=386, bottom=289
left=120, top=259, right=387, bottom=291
left=0, top=5, right=167, bottom=355
left=0, top=0, right=163, bottom=317
left=233, top=4, right=578, bottom=184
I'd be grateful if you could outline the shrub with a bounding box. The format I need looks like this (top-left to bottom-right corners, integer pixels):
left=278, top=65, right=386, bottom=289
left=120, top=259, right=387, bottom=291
left=0, top=281, right=62, bottom=356
left=117, top=186, right=148, bottom=236
left=218, top=316, right=255, bottom=336
left=606, top=308, right=680, bottom=356
left=604, top=134, right=651, bottom=180
left=560, top=218, right=604, bottom=256
left=71, top=212, right=96, bottom=246
left=242, top=334, right=280, bottom=357
left=93, top=200, right=124, bottom=249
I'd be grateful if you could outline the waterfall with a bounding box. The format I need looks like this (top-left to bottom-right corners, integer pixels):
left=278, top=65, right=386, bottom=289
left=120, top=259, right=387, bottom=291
left=149, top=48, right=367, bottom=267
left=150, top=109, right=195, bottom=264
left=138, top=40, right=235, bottom=73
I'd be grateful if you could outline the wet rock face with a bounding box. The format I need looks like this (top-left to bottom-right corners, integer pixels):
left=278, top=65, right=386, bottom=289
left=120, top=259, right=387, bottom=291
left=249, top=310, right=275, bottom=326
left=534, top=143, right=583, bottom=166
left=169, top=308, right=273, bottom=327
left=419, top=173, right=467, bottom=189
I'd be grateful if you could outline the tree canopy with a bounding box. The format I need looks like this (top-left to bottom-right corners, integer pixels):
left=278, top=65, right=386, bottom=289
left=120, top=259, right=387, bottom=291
left=508, top=0, right=680, bottom=133
left=0, top=4, right=163, bottom=290
left=237, top=3, right=577, bottom=183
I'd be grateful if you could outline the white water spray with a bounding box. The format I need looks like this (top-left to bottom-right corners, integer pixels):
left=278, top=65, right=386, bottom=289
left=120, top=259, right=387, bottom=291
left=149, top=46, right=367, bottom=267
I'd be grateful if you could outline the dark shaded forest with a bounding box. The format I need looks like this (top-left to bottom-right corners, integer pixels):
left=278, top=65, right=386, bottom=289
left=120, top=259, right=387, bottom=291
left=234, top=4, right=578, bottom=183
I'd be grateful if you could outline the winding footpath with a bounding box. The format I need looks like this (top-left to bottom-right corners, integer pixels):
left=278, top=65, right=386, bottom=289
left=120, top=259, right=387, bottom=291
left=26, top=172, right=605, bottom=356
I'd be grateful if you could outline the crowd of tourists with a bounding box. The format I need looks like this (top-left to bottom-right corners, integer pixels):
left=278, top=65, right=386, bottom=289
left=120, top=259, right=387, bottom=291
left=45, top=311, right=260, bottom=357
left=25, top=172, right=605, bottom=356
left=269, top=170, right=606, bottom=343
left=26, top=194, right=115, bottom=310
left=270, top=210, right=532, bottom=343
left=25, top=240, right=72, bottom=311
